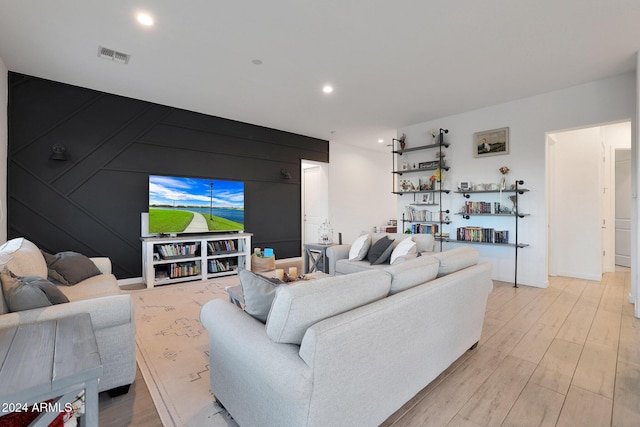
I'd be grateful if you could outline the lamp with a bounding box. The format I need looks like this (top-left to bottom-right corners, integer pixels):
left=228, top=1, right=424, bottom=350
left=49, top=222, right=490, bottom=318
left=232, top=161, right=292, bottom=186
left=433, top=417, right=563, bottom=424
left=50, top=143, right=67, bottom=161
left=280, top=169, right=292, bottom=179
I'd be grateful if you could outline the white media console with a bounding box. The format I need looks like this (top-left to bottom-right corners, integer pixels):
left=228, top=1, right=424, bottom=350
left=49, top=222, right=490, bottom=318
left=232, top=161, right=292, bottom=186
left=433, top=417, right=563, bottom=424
left=141, top=233, right=252, bottom=288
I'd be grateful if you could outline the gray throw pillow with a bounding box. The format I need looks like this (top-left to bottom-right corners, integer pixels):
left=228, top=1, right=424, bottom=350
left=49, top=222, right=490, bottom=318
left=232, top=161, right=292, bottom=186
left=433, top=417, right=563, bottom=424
left=0, top=267, right=69, bottom=312
left=239, top=268, right=284, bottom=323
left=41, top=251, right=102, bottom=286
left=368, top=236, right=394, bottom=265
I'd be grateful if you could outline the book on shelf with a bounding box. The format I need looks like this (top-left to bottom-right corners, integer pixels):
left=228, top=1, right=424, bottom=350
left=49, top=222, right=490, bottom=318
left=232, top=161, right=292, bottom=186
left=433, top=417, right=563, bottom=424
left=456, top=226, right=509, bottom=244
left=207, top=240, right=237, bottom=254
left=156, top=243, right=199, bottom=258
left=405, top=206, right=443, bottom=222
left=411, top=223, right=439, bottom=234
left=169, top=261, right=201, bottom=278
left=208, top=259, right=236, bottom=273
left=460, top=201, right=494, bottom=214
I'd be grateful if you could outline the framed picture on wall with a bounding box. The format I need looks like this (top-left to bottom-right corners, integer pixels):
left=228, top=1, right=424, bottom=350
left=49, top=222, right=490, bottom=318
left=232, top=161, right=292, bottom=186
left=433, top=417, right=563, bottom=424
left=473, top=127, right=509, bottom=158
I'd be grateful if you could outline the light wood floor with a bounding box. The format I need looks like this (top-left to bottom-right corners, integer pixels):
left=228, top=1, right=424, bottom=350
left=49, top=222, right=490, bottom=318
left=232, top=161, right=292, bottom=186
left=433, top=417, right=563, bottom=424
left=384, top=270, right=640, bottom=426
left=99, top=271, right=640, bottom=426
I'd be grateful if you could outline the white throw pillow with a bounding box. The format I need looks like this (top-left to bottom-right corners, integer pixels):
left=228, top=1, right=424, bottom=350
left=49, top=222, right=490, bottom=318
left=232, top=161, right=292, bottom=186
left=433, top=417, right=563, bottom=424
left=348, top=234, right=372, bottom=261
left=390, top=237, right=417, bottom=264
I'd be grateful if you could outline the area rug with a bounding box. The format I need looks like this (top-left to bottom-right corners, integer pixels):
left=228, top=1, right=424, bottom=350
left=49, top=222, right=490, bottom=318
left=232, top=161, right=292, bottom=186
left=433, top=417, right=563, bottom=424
left=129, top=277, right=240, bottom=427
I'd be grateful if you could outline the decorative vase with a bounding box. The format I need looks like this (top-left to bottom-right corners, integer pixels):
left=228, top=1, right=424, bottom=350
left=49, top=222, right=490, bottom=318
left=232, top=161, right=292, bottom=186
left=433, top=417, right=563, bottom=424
left=500, top=176, right=506, bottom=190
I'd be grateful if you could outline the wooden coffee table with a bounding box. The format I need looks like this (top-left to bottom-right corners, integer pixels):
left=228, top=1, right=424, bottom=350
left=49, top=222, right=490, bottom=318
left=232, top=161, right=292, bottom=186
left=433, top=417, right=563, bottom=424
left=226, top=271, right=330, bottom=308
left=0, top=313, right=102, bottom=427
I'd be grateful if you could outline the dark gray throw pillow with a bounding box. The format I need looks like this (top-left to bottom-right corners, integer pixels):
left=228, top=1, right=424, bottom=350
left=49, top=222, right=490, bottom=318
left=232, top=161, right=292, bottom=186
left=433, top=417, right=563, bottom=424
left=368, top=236, right=395, bottom=265
left=0, top=267, right=69, bottom=312
left=41, top=251, right=102, bottom=286
left=238, top=268, right=284, bottom=323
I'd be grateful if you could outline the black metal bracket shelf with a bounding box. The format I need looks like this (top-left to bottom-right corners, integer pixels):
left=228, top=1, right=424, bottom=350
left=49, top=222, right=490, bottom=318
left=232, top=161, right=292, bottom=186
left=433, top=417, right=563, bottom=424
left=393, top=189, right=451, bottom=195
left=393, top=129, right=450, bottom=251
left=393, top=165, right=450, bottom=175
left=453, top=179, right=528, bottom=288
left=458, top=213, right=529, bottom=219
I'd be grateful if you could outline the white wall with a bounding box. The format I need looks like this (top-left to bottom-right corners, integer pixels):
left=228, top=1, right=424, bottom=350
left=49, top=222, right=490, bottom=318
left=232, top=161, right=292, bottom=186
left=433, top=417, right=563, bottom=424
left=398, top=72, right=636, bottom=287
left=0, top=56, right=7, bottom=244
left=329, top=142, right=396, bottom=244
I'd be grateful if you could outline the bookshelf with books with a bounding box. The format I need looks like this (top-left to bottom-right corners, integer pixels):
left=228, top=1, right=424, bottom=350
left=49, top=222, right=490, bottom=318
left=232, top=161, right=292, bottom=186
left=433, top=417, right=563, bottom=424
left=141, top=233, right=252, bottom=288
left=392, top=129, right=451, bottom=251
left=447, top=180, right=528, bottom=286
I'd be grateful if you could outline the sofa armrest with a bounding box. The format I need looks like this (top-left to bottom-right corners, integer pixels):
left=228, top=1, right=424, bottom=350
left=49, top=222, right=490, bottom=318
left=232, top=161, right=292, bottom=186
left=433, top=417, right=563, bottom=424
left=200, top=299, right=312, bottom=426
left=325, top=244, right=351, bottom=275
left=90, top=257, right=112, bottom=275
left=0, top=294, right=133, bottom=331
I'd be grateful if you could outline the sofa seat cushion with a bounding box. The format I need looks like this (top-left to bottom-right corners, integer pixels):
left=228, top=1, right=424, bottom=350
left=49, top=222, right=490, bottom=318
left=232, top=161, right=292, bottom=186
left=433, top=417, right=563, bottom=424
left=335, top=259, right=389, bottom=275
left=0, top=238, right=48, bottom=278
left=385, top=255, right=440, bottom=295
left=55, top=273, right=120, bottom=302
left=433, top=246, right=479, bottom=277
left=0, top=267, right=69, bottom=312
left=266, top=270, right=391, bottom=344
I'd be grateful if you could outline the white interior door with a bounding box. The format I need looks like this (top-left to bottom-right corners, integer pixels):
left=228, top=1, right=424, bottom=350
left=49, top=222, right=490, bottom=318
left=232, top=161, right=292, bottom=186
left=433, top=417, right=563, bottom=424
left=548, top=127, right=602, bottom=281
left=615, top=149, right=632, bottom=267
left=303, top=166, right=322, bottom=244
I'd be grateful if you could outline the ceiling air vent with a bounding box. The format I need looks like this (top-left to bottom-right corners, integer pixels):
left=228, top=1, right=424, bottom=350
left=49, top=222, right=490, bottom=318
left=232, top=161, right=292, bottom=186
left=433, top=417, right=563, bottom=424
left=98, top=46, right=131, bottom=64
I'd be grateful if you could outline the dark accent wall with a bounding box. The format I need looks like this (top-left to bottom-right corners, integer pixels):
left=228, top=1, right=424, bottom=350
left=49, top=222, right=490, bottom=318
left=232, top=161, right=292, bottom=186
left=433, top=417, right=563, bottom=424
left=7, top=72, right=329, bottom=279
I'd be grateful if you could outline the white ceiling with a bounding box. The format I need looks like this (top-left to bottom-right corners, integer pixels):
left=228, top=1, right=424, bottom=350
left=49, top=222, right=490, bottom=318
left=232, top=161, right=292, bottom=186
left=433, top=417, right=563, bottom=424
left=0, top=1, right=639, bottom=152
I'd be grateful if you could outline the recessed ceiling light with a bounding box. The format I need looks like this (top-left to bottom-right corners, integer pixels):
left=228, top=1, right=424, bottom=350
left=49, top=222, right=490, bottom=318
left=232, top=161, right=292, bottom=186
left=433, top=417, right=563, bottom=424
left=252, top=59, right=263, bottom=65
left=137, top=13, right=154, bottom=26
left=322, top=85, right=334, bottom=94
left=378, top=139, right=384, bottom=144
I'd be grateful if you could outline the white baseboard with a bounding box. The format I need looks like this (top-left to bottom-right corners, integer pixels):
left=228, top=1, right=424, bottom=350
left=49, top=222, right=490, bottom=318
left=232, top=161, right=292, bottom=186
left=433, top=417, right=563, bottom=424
left=554, top=270, right=601, bottom=282
left=118, top=277, right=143, bottom=287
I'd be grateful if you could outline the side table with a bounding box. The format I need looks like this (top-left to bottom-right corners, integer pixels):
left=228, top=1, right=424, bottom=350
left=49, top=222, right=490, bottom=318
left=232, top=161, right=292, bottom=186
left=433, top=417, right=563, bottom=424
left=0, top=313, right=102, bottom=427
left=303, top=243, right=337, bottom=273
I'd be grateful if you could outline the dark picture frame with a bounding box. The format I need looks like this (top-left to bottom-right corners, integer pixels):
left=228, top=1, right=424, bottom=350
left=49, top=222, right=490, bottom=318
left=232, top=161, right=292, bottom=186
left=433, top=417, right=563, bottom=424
left=473, top=127, right=509, bottom=158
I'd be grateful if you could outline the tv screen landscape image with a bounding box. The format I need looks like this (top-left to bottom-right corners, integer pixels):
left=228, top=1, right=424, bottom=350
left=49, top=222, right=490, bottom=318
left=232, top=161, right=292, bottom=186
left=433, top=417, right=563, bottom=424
left=148, top=175, right=244, bottom=234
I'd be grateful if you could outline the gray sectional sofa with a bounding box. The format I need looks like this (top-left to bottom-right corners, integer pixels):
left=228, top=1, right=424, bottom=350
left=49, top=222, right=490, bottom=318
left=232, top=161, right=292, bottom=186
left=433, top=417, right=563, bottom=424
left=201, top=245, right=493, bottom=426
left=326, top=232, right=436, bottom=275
left=0, top=237, right=136, bottom=394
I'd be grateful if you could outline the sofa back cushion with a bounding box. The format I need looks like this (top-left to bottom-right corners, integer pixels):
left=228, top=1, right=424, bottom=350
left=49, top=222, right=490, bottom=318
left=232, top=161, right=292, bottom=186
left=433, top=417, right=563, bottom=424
left=371, top=233, right=434, bottom=253
left=266, top=270, right=391, bottom=344
left=411, top=234, right=435, bottom=253
left=348, top=234, right=372, bottom=261
left=0, top=238, right=48, bottom=278
left=238, top=268, right=283, bottom=323
left=385, top=254, right=440, bottom=295
left=389, top=237, right=417, bottom=264
left=433, top=246, right=479, bottom=277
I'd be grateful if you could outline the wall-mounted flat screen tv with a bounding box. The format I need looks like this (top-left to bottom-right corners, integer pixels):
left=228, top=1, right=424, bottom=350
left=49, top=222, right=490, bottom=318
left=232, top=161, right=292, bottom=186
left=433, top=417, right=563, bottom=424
left=148, top=175, right=244, bottom=235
